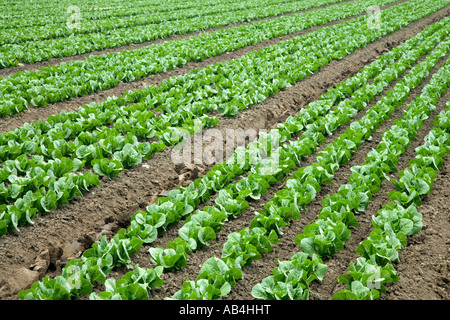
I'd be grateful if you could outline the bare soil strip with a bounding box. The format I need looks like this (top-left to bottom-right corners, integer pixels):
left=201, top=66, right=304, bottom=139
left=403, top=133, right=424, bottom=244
left=0, top=5, right=448, bottom=300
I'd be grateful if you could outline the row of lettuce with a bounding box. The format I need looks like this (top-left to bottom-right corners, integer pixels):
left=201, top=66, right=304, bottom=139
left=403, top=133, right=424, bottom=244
left=16, top=13, right=449, bottom=299
left=1, top=0, right=445, bottom=238
left=0, top=0, right=348, bottom=68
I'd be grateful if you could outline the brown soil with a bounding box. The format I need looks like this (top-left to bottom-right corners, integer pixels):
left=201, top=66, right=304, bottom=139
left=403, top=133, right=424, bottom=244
left=0, top=3, right=449, bottom=301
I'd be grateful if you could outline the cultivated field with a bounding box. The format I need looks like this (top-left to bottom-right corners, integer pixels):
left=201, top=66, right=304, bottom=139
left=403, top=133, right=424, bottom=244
left=0, top=0, right=448, bottom=301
